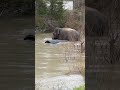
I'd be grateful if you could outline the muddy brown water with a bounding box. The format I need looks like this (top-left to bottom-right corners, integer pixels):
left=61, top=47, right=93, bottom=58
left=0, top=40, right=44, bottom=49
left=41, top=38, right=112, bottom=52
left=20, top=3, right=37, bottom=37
left=0, top=17, right=84, bottom=90
left=0, top=17, right=34, bottom=90
left=35, top=33, right=85, bottom=90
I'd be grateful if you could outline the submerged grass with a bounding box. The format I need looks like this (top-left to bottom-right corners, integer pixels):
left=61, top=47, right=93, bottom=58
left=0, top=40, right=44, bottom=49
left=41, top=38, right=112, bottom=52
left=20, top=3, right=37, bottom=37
left=61, top=42, right=85, bottom=77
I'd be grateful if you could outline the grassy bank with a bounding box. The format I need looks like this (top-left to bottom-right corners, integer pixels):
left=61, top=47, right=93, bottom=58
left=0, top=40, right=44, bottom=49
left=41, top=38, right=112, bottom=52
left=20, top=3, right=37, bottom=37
left=73, top=85, right=85, bottom=90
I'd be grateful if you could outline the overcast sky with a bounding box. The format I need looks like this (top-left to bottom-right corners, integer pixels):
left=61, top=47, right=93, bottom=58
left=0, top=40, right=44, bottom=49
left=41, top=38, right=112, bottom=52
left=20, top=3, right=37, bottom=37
left=63, top=1, right=73, bottom=10
left=45, top=1, right=73, bottom=10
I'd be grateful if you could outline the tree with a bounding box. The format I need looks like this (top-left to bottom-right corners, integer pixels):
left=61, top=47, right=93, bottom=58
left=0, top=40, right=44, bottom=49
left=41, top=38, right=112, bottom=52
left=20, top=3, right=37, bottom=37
left=36, top=0, right=47, bottom=16
left=48, top=0, right=64, bottom=20
left=36, top=0, right=65, bottom=32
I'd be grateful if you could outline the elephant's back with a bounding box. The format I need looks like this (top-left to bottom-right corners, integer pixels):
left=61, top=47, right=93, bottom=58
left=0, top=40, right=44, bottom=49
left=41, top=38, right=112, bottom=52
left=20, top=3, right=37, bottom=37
left=61, top=28, right=80, bottom=41
left=61, top=28, right=76, bottom=31
left=62, top=28, right=79, bottom=33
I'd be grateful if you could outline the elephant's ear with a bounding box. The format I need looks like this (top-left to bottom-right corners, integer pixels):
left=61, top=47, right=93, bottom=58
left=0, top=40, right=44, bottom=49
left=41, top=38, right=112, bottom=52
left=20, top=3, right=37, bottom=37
left=57, top=28, right=61, bottom=36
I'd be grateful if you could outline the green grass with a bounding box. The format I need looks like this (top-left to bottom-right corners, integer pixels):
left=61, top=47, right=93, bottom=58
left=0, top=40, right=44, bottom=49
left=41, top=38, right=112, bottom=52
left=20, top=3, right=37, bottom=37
left=73, top=85, right=85, bottom=90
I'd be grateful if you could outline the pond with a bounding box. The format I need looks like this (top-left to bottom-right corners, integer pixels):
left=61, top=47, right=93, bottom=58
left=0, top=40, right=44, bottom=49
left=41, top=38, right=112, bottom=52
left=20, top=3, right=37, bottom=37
left=35, top=32, right=85, bottom=90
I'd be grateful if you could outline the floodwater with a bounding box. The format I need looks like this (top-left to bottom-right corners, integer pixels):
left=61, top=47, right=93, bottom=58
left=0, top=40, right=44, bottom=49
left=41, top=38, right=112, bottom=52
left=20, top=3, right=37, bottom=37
left=0, top=17, right=34, bottom=90
left=35, top=33, right=85, bottom=90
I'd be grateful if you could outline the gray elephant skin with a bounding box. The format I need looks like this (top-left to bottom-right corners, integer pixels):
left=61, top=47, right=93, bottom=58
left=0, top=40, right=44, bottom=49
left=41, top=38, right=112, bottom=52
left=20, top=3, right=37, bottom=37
left=52, top=28, right=80, bottom=41
left=85, top=7, right=109, bottom=37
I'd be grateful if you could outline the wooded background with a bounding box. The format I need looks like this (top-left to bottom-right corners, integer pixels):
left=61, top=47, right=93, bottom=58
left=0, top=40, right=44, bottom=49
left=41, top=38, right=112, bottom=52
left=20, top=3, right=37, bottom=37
left=0, top=0, right=34, bottom=16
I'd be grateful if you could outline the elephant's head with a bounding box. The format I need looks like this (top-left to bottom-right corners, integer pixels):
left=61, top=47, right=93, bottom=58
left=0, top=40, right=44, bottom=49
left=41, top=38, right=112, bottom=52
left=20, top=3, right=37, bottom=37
left=52, top=28, right=61, bottom=39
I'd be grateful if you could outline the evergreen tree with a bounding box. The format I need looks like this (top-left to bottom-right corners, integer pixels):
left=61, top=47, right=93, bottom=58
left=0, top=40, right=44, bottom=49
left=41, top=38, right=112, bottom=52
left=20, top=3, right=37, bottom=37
left=48, top=0, right=64, bottom=20
left=36, top=0, right=65, bottom=31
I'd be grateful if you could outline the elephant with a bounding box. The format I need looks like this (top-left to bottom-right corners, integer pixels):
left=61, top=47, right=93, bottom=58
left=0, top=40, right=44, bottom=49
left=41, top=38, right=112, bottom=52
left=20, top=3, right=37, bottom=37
left=85, top=6, right=109, bottom=37
left=24, top=35, right=35, bottom=41
left=52, top=28, right=80, bottom=41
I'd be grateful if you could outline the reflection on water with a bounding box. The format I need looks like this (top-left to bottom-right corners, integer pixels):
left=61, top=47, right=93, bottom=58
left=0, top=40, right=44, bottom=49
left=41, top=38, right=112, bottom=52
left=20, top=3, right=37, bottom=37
left=0, top=17, right=34, bottom=90
left=35, top=33, right=85, bottom=90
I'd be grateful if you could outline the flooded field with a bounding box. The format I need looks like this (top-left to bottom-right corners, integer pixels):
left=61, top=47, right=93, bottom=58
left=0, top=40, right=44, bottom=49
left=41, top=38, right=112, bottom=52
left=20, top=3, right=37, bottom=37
left=35, top=33, right=85, bottom=90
